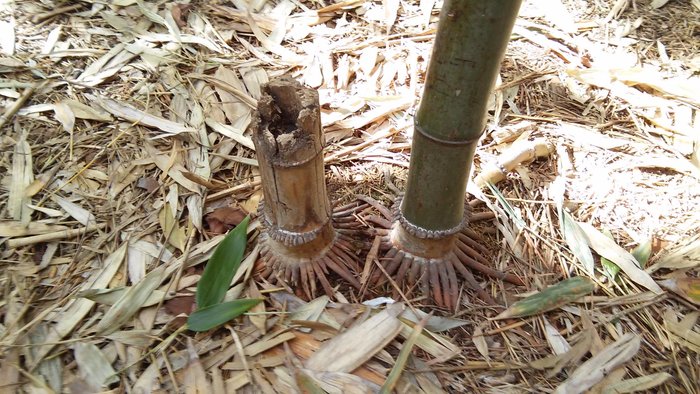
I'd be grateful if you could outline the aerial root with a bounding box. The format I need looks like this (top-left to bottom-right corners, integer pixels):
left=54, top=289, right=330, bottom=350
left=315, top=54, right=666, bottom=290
left=256, top=200, right=370, bottom=300
left=373, top=243, right=502, bottom=309
left=361, top=194, right=523, bottom=308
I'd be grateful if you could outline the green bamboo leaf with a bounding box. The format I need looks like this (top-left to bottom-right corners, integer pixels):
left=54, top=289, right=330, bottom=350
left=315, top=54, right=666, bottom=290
left=187, top=298, right=262, bottom=332
left=603, top=240, right=651, bottom=280
left=631, top=240, right=651, bottom=268
left=495, top=277, right=596, bottom=319
left=601, top=255, right=620, bottom=281
left=196, top=216, right=249, bottom=308
left=600, top=230, right=620, bottom=281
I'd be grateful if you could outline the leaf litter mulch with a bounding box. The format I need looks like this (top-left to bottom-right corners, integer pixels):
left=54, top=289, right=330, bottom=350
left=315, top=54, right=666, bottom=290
left=0, top=0, right=698, bottom=392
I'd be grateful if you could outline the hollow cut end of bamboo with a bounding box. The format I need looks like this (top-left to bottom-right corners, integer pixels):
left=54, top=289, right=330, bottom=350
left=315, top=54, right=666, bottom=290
left=251, top=77, right=370, bottom=300
left=256, top=200, right=369, bottom=300
left=359, top=194, right=524, bottom=310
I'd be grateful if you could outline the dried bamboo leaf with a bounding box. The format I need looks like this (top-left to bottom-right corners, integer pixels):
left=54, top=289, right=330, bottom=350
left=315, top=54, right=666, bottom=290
left=73, top=342, right=119, bottom=390
left=205, top=119, right=255, bottom=150
left=135, top=0, right=170, bottom=29
left=140, top=32, right=222, bottom=52
left=224, top=371, right=251, bottom=392
left=252, top=367, right=276, bottom=394
left=495, top=277, right=596, bottom=319
left=100, top=11, right=139, bottom=35
left=159, top=203, right=187, bottom=252
left=245, top=13, right=303, bottom=65
left=41, top=26, right=61, bottom=55
left=290, top=295, right=330, bottom=324
left=231, top=243, right=260, bottom=286
left=8, top=134, right=33, bottom=223
left=398, top=319, right=461, bottom=362
left=381, top=314, right=427, bottom=394
left=305, top=303, right=405, bottom=372
left=212, top=367, right=226, bottom=394
left=76, top=287, right=169, bottom=307
left=51, top=194, right=95, bottom=226
left=543, top=317, right=571, bottom=355
left=144, top=142, right=201, bottom=193
left=560, top=210, right=595, bottom=276
left=94, top=264, right=167, bottom=335
left=62, top=99, right=112, bottom=122
left=92, top=95, right=196, bottom=136
left=602, top=372, right=672, bottom=394
left=472, top=323, right=490, bottom=361
left=240, top=67, right=268, bottom=100
left=0, top=221, right=68, bottom=237
left=129, top=238, right=174, bottom=264
left=650, top=235, right=700, bottom=271
left=184, top=338, right=212, bottom=394
left=663, top=309, right=700, bottom=352
left=612, top=67, right=699, bottom=106
left=127, top=239, right=148, bottom=284
left=554, top=333, right=641, bottom=394
left=132, top=357, right=165, bottom=392
left=213, top=66, right=251, bottom=123
left=1, top=290, right=21, bottom=389
left=300, top=368, right=380, bottom=394
left=243, top=331, right=296, bottom=356
left=52, top=101, right=75, bottom=133
left=400, top=308, right=468, bottom=332
left=337, top=97, right=412, bottom=130
left=359, top=46, right=378, bottom=76
left=29, top=241, right=125, bottom=366
left=76, top=44, right=137, bottom=87
left=578, top=222, right=663, bottom=293
left=28, top=324, right=62, bottom=391
left=105, top=330, right=153, bottom=347
left=556, top=122, right=631, bottom=150
left=531, top=330, right=592, bottom=375
left=295, top=369, right=327, bottom=394
left=659, top=277, right=700, bottom=305
left=247, top=281, right=267, bottom=334
left=187, top=195, right=204, bottom=231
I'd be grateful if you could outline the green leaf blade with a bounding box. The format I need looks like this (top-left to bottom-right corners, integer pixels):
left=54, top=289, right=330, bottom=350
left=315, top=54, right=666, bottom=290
left=187, top=298, right=262, bottom=332
left=495, top=277, right=596, bottom=320
left=196, top=216, right=250, bottom=309
left=631, top=240, right=652, bottom=268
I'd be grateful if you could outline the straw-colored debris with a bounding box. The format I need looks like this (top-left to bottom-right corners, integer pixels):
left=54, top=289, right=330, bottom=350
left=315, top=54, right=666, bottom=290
left=0, top=0, right=698, bottom=392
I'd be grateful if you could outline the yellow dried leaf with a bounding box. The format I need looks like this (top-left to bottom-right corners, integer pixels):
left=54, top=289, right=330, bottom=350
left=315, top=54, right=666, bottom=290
left=305, top=303, right=404, bottom=373
left=159, top=203, right=187, bottom=252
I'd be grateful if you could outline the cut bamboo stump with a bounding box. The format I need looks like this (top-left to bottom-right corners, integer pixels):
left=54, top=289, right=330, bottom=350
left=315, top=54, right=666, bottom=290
left=251, top=76, right=365, bottom=299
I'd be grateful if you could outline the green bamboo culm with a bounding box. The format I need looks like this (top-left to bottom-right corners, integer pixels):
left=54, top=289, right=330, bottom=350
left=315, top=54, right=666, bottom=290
left=402, top=0, right=523, bottom=231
